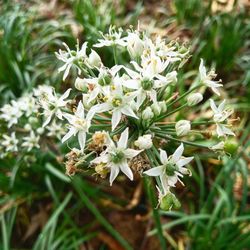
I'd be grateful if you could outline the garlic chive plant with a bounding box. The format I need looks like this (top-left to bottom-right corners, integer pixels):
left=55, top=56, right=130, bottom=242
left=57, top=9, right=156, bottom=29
left=39, top=25, right=236, bottom=209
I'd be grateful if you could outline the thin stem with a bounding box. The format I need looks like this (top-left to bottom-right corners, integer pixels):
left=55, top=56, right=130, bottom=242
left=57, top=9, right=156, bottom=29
left=154, top=131, right=210, bottom=149
left=155, top=103, right=188, bottom=122
left=144, top=177, right=167, bottom=250
left=113, top=45, right=118, bottom=65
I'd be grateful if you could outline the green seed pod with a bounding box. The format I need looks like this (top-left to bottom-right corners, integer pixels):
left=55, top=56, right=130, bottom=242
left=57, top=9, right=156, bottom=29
left=224, top=138, right=238, bottom=156
left=160, top=192, right=181, bottom=210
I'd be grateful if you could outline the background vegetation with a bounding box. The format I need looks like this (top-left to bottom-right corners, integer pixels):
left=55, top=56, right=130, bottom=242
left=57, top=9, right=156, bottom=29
left=0, top=0, right=250, bottom=249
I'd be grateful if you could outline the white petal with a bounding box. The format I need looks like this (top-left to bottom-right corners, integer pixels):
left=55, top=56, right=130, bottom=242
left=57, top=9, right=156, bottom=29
left=124, top=148, right=142, bottom=158
left=121, top=106, right=138, bottom=119
left=112, top=110, right=122, bottom=131
left=109, top=165, right=120, bottom=185
left=160, top=149, right=168, bottom=164
left=176, top=157, right=193, bottom=168
left=78, top=131, right=86, bottom=151
left=60, top=88, right=71, bottom=101
left=209, top=99, right=218, bottom=113
left=43, top=115, right=52, bottom=127
left=91, top=154, right=109, bottom=164
left=87, top=88, right=99, bottom=104
left=199, top=59, right=206, bottom=80
left=172, top=143, right=184, bottom=163
left=62, top=127, right=76, bottom=143
left=76, top=101, right=85, bottom=117
left=118, top=127, right=129, bottom=148
left=218, top=100, right=226, bottom=112
left=123, top=80, right=139, bottom=89
left=120, top=162, right=133, bottom=181
left=144, top=166, right=164, bottom=176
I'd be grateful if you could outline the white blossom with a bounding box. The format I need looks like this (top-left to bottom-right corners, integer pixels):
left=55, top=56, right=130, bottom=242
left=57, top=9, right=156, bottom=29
left=1, top=132, right=19, bottom=152
left=22, top=131, right=40, bottom=151
left=55, top=41, right=88, bottom=80
left=91, top=128, right=142, bottom=185
left=199, top=59, right=223, bottom=96
left=94, top=26, right=127, bottom=48
left=62, top=101, right=93, bottom=151
left=210, top=99, right=235, bottom=137
left=89, top=84, right=138, bottom=131
left=144, top=144, right=193, bottom=193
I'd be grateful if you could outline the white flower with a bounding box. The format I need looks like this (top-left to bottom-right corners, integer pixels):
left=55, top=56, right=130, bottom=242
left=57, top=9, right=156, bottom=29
left=87, top=49, right=102, bottom=68
left=175, top=120, right=191, bottom=137
left=122, top=63, right=176, bottom=109
left=89, top=84, right=138, bottom=131
left=55, top=41, right=88, bottom=81
left=46, top=120, right=66, bottom=139
left=91, top=128, right=142, bottom=185
left=0, top=101, right=23, bottom=128
left=199, top=59, right=223, bottom=96
left=210, top=99, right=235, bottom=137
left=41, top=88, right=71, bottom=127
left=134, top=134, right=153, bottom=149
left=1, top=132, right=19, bottom=152
left=187, top=93, right=203, bottom=106
left=22, top=131, right=40, bottom=151
left=94, top=26, right=127, bottom=48
left=78, top=65, right=122, bottom=105
left=62, top=101, right=93, bottom=151
left=144, top=144, right=193, bottom=193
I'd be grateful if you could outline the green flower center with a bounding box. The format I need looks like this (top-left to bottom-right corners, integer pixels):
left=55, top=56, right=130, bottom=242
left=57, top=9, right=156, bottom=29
left=165, top=163, right=178, bottom=176
left=110, top=150, right=125, bottom=164
left=141, top=78, right=153, bottom=90
left=111, top=97, right=122, bottom=107
left=98, top=73, right=112, bottom=86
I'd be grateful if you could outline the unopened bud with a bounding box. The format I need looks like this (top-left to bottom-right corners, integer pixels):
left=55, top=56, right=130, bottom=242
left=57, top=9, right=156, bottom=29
left=134, top=134, right=153, bottom=150
left=158, top=101, right=167, bottom=113
left=175, top=120, right=191, bottom=136
left=75, top=77, right=88, bottom=92
left=187, top=93, right=203, bottom=106
left=151, top=103, right=161, bottom=116
left=127, top=34, right=144, bottom=58
left=142, top=107, right=154, bottom=120
left=87, top=50, right=102, bottom=68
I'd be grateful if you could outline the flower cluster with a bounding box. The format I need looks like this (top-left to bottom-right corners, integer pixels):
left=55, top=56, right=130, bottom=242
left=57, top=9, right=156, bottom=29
left=40, top=26, right=236, bottom=209
left=0, top=85, right=66, bottom=158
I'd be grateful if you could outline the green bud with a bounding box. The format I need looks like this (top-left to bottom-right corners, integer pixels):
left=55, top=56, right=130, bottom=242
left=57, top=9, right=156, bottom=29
left=151, top=103, right=161, bottom=116
left=160, top=192, right=181, bottom=210
left=224, top=138, right=238, bottom=156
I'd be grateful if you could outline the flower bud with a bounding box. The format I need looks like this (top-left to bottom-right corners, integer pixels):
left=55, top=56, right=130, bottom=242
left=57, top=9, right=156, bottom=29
left=151, top=103, right=161, bottom=116
left=75, top=77, right=88, bottom=92
left=127, top=33, right=144, bottom=58
left=160, top=192, right=181, bottom=210
left=87, top=49, right=102, bottom=68
left=187, top=93, right=203, bottom=106
left=134, top=134, right=153, bottom=150
left=175, top=120, right=191, bottom=136
left=142, top=107, right=154, bottom=120
left=158, top=101, right=167, bottom=113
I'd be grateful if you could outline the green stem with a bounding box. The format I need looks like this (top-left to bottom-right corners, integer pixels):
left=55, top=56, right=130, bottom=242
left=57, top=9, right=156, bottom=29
left=144, top=177, right=167, bottom=250
left=154, top=131, right=210, bottom=149
left=155, top=103, right=188, bottom=122
left=113, top=45, right=118, bottom=65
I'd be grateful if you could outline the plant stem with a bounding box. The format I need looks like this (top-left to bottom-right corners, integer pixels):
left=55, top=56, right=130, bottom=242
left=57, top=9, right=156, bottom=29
left=154, top=131, right=210, bottom=148
left=144, top=177, right=167, bottom=250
